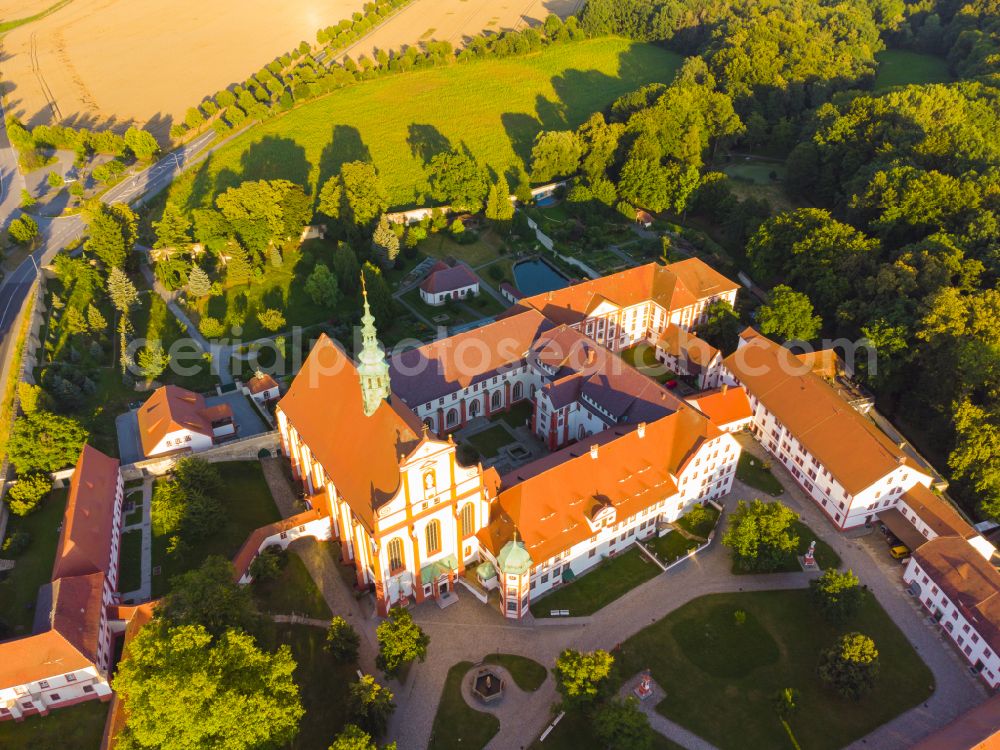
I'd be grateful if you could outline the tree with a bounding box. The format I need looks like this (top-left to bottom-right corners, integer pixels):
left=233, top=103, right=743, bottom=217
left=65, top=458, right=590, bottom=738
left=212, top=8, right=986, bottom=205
left=773, top=687, right=799, bottom=718
left=427, top=150, right=486, bottom=212
left=216, top=180, right=291, bottom=255
left=348, top=675, right=395, bottom=738
left=553, top=649, right=614, bottom=710
left=758, top=285, right=822, bottom=341
left=949, top=399, right=1000, bottom=521
left=330, top=725, right=397, bottom=750
left=530, top=131, right=583, bottom=181
left=318, top=175, right=343, bottom=220
left=8, top=215, right=38, bottom=245
left=107, top=267, right=139, bottom=314
left=818, top=632, right=880, bottom=700
left=125, top=126, right=160, bottom=160
left=372, top=215, right=399, bottom=264
left=722, top=499, right=800, bottom=572
left=154, top=202, right=192, bottom=249
left=484, top=174, right=514, bottom=223
left=6, top=472, right=51, bottom=516
left=375, top=606, right=429, bottom=677
left=17, top=382, right=44, bottom=415
left=332, top=245, right=361, bottom=294
left=47, top=171, right=64, bottom=189
left=225, top=245, right=253, bottom=285
left=186, top=266, right=212, bottom=297
left=200, top=317, right=227, bottom=339
left=810, top=568, right=863, bottom=623
left=20, top=188, right=35, bottom=208
left=158, top=557, right=259, bottom=636
left=113, top=623, right=303, bottom=750
left=361, top=262, right=394, bottom=321
left=86, top=203, right=138, bottom=268
left=306, top=263, right=341, bottom=309
left=340, top=162, right=389, bottom=226
left=248, top=547, right=283, bottom=581
left=257, top=308, right=286, bottom=332
left=326, top=616, right=361, bottom=662
left=86, top=304, right=108, bottom=332
left=137, top=341, right=171, bottom=380
left=593, top=697, right=652, bottom=750
left=7, top=410, right=87, bottom=474
left=696, top=299, right=742, bottom=355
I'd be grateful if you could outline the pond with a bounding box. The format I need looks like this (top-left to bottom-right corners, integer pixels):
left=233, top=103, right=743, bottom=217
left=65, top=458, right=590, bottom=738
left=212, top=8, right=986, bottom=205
left=512, top=258, right=569, bottom=297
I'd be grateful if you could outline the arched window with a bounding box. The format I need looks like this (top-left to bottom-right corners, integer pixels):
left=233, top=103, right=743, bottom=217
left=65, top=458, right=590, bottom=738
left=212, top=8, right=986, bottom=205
left=387, top=537, right=404, bottom=573
left=425, top=520, right=441, bottom=555
left=491, top=391, right=502, bottom=409
left=578, top=425, right=586, bottom=439
left=469, top=399, right=480, bottom=417
left=423, top=417, right=434, bottom=432
left=446, top=409, right=458, bottom=427
left=513, top=382, right=523, bottom=400
left=460, top=503, right=475, bottom=537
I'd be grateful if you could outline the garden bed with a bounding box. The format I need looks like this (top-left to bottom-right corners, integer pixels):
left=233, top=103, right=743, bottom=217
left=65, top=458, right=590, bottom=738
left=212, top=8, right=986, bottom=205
left=429, top=661, right=500, bottom=750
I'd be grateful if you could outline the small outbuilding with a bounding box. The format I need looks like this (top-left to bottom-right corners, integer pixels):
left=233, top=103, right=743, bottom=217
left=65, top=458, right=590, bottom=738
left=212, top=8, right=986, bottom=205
left=419, top=260, right=481, bottom=306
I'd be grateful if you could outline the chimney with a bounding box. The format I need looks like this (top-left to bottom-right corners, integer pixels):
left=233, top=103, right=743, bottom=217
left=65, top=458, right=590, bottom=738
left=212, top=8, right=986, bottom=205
left=590, top=444, right=599, bottom=460
left=637, top=422, right=646, bottom=438
left=586, top=348, right=595, bottom=366
left=721, top=383, right=728, bottom=394
left=898, top=455, right=906, bottom=465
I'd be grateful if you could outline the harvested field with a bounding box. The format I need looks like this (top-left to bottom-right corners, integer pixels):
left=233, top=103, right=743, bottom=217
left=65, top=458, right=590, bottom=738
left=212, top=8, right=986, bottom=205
left=0, top=0, right=578, bottom=141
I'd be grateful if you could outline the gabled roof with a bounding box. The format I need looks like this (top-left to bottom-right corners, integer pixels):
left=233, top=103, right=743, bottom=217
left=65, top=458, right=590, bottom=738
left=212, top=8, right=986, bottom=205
left=0, top=572, right=106, bottom=688
left=419, top=260, right=479, bottom=294
left=511, top=260, right=736, bottom=327
left=481, top=408, right=719, bottom=564
left=231, top=509, right=324, bottom=580
left=136, top=385, right=213, bottom=455
left=724, top=329, right=921, bottom=494
left=902, top=484, right=978, bottom=542
left=913, top=536, right=1000, bottom=653
left=389, top=310, right=554, bottom=407
left=52, top=445, right=120, bottom=581
left=247, top=371, right=279, bottom=394
left=657, top=324, right=720, bottom=368
left=278, top=334, right=423, bottom=531
left=684, top=386, right=752, bottom=428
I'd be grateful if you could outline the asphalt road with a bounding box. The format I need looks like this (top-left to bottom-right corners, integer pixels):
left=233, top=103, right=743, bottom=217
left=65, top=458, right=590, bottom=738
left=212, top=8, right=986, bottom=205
left=0, top=127, right=217, bottom=410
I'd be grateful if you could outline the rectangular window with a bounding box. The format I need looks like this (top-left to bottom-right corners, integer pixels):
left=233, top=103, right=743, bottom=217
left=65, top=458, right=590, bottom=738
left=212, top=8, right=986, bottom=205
left=50, top=693, right=60, bottom=701
left=65, top=673, right=77, bottom=683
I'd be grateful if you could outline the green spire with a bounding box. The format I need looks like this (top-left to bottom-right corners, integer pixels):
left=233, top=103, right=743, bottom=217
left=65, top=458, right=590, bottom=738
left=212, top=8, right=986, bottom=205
left=358, top=274, right=391, bottom=416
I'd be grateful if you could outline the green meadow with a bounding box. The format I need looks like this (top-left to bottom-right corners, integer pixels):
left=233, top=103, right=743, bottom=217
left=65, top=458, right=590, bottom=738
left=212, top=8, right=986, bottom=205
left=167, top=38, right=682, bottom=209
left=874, top=49, right=952, bottom=90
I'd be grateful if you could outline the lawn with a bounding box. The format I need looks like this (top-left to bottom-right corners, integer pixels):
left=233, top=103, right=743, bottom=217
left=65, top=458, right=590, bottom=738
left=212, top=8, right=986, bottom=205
left=874, top=49, right=952, bottom=90
left=613, top=589, right=934, bottom=750
left=267, top=624, right=358, bottom=750
left=645, top=531, right=700, bottom=565
left=253, top=553, right=332, bottom=620
left=736, top=453, right=784, bottom=496
left=165, top=38, right=683, bottom=210
left=728, top=518, right=841, bottom=575
left=483, top=653, right=547, bottom=692
left=429, top=661, right=500, bottom=750
left=465, top=424, right=515, bottom=458
left=151, top=461, right=281, bottom=597
left=492, top=399, right=533, bottom=429
left=676, top=504, right=721, bottom=539
left=530, top=545, right=660, bottom=618
left=619, top=343, right=673, bottom=383
left=0, top=697, right=108, bottom=750
left=0, top=488, right=68, bottom=635
left=419, top=230, right=508, bottom=267
left=118, top=529, right=143, bottom=594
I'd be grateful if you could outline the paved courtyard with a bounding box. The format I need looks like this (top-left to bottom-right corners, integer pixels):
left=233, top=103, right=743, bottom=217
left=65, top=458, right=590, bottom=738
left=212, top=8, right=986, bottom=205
left=267, top=434, right=990, bottom=750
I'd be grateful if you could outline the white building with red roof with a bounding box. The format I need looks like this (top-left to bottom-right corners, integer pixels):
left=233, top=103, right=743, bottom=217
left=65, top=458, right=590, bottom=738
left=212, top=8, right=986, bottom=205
left=419, top=260, right=480, bottom=306
left=245, top=371, right=280, bottom=405
left=136, top=385, right=235, bottom=458
left=0, top=445, right=123, bottom=722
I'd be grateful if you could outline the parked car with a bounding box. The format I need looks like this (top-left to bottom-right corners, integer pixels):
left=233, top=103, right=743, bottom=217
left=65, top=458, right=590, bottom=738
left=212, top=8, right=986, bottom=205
left=666, top=379, right=678, bottom=389
left=889, top=545, right=910, bottom=560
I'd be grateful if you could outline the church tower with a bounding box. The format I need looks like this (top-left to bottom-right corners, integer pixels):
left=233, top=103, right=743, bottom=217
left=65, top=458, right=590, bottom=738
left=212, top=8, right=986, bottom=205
left=358, top=276, right=391, bottom=416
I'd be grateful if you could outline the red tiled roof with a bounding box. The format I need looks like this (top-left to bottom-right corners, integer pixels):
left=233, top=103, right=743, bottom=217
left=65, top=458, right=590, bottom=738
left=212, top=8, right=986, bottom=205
left=52, top=445, right=120, bottom=581
left=512, top=260, right=737, bottom=327
left=480, top=408, right=720, bottom=564
left=902, top=484, right=978, bottom=542
left=657, top=324, right=720, bottom=369
left=278, top=334, right=423, bottom=531
left=231, top=509, right=325, bottom=580
left=685, top=386, right=752, bottom=428
left=136, top=385, right=212, bottom=455
left=725, top=329, right=920, bottom=494
left=199, top=403, right=233, bottom=423
left=910, top=694, right=1000, bottom=750
left=247, top=372, right=279, bottom=394
left=389, top=310, right=554, bottom=407
left=913, top=536, right=1000, bottom=654
left=419, top=261, right=479, bottom=294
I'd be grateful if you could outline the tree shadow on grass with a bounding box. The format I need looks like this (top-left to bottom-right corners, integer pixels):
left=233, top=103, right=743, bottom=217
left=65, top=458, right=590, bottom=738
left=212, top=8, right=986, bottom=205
left=406, top=123, right=452, bottom=165
left=317, top=124, right=372, bottom=191
left=214, top=136, right=311, bottom=197
left=500, top=112, right=541, bottom=171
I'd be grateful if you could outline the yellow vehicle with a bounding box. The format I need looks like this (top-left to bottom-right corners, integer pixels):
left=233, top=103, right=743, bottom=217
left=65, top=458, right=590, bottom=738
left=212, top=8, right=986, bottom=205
left=889, top=545, right=910, bottom=560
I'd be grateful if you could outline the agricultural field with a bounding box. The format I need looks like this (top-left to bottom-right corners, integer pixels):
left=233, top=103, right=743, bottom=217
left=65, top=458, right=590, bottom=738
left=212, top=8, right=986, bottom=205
left=874, top=49, right=952, bottom=90
left=0, top=0, right=579, bottom=141
left=165, top=37, right=682, bottom=209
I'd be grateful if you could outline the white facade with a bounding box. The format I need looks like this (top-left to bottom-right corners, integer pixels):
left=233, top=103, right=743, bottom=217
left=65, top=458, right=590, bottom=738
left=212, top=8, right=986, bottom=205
left=903, top=557, right=1000, bottom=688
left=419, top=281, right=480, bottom=307
left=0, top=664, right=113, bottom=722
left=147, top=428, right=214, bottom=458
